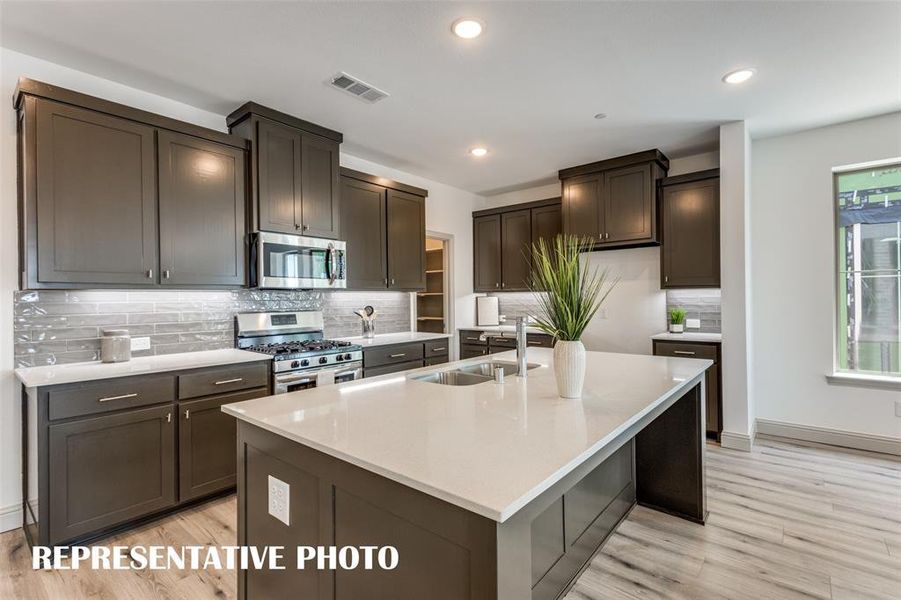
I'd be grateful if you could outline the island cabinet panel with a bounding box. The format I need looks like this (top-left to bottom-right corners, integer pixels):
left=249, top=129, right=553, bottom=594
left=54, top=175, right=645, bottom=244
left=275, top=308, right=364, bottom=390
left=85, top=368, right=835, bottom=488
left=48, top=404, right=177, bottom=544
left=32, top=98, right=159, bottom=286
left=387, top=189, right=427, bottom=290
left=661, top=171, right=721, bottom=288
left=473, top=214, right=502, bottom=291
left=157, top=131, right=247, bottom=287
left=501, top=209, right=532, bottom=290
left=340, top=177, right=388, bottom=289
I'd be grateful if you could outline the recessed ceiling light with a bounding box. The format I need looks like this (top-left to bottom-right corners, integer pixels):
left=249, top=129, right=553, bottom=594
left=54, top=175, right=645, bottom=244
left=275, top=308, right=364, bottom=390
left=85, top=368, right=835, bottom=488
left=722, top=68, right=756, bottom=84
left=594, top=113, right=607, bottom=120
left=452, top=19, right=484, bottom=39
left=469, top=147, right=488, bottom=157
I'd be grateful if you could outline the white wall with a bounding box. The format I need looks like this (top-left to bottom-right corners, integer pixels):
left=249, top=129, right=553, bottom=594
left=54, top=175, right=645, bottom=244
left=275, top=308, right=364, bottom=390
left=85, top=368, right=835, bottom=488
left=0, top=48, right=482, bottom=532
left=668, top=150, right=719, bottom=177
left=751, top=112, right=901, bottom=442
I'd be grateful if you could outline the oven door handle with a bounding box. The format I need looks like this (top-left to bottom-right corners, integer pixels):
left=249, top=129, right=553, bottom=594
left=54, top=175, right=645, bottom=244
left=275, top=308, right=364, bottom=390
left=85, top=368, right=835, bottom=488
left=275, top=373, right=316, bottom=385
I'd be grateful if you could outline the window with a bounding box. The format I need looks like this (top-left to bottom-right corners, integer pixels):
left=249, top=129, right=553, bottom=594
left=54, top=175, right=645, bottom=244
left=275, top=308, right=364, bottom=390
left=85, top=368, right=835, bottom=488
left=835, top=160, right=901, bottom=376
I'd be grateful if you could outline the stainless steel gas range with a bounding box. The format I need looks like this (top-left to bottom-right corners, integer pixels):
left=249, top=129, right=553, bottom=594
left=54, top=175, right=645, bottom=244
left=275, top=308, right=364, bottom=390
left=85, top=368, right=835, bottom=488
left=235, top=311, right=363, bottom=394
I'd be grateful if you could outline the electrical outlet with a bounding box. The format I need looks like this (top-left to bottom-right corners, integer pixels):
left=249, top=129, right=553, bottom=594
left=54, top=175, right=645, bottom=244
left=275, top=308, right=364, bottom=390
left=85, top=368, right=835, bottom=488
left=895, top=401, right=901, bottom=418
left=268, top=475, right=290, bottom=526
left=686, top=318, right=701, bottom=329
left=130, top=336, right=151, bottom=351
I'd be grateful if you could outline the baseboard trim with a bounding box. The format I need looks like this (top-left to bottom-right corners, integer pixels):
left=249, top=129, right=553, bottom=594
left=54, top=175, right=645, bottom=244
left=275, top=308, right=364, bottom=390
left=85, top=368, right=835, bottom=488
left=756, top=419, right=901, bottom=457
left=720, top=430, right=753, bottom=452
left=0, top=502, right=22, bottom=534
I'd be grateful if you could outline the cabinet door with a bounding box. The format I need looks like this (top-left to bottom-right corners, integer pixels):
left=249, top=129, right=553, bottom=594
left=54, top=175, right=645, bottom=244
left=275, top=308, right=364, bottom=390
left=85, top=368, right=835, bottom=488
left=387, top=189, right=426, bottom=290
left=501, top=209, right=532, bottom=291
left=661, top=178, right=720, bottom=288
left=48, top=404, right=176, bottom=544
left=300, top=133, right=341, bottom=239
left=340, top=177, right=388, bottom=289
left=34, top=99, right=158, bottom=286
left=256, top=118, right=301, bottom=234
left=473, top=215, right=502, bottom=292
left=603, top=164, right=654, bottom=244
left=179, top=388, right=263, bottom=502
left=561, top=173, right=602, bottom=243
left=158, top=131, right=246, bottom=287
left=459, top=343, right=489, bottom=359
left=531, top=203, right=562, bottom=246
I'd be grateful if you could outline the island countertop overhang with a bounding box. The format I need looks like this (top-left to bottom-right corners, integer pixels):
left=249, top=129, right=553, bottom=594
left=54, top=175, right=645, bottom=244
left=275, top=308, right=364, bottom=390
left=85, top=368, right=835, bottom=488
left=222, top=348, right=710, bottom=522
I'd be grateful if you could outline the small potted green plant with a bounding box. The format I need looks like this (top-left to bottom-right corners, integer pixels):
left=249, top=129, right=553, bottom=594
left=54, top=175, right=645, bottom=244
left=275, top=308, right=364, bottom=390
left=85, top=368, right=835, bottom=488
left=529, top=234, right=618, bottom=398
left=669, top=307, right=686, bottom=333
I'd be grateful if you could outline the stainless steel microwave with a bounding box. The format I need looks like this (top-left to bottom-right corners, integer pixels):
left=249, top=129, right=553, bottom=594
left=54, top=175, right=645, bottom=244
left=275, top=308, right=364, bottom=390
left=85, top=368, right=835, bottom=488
left=250, top=231, right=347, bottom=289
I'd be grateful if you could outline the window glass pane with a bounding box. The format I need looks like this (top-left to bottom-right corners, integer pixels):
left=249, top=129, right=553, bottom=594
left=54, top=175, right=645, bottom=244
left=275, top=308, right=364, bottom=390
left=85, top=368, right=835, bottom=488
left=836, top=162, right=901, bottom=376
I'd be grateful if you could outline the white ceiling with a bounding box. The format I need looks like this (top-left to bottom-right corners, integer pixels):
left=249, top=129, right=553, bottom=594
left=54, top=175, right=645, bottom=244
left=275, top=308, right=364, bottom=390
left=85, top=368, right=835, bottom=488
left=2, top=1, right=899, bottom=195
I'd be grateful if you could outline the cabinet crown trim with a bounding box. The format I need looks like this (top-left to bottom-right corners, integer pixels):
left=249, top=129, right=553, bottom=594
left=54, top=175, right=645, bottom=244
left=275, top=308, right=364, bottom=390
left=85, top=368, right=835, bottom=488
left=661, top=168, right=720, bottom=187
left=226, top=101, right=343, bottom=143
left=558, top=149, right=670, bottom=180
left=340, top=167, right=428, bottom=197
left=14, top=77, right=249, bottom=150
left=472, top=197, right=560, bottom=218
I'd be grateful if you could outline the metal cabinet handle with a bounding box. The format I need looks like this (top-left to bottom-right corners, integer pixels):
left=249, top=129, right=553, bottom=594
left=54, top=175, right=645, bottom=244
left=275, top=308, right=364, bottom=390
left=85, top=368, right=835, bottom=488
left=389, top=353, right=406, bottom=358
left=495, top=282, right=499, bottom=288
left=302, top=224, right=309, bottom=231
left=673, top=350, right=696, bottom=356
left=664, top=276, right=668, bottom=283
left=465, top=337, right=479, bottom=341
left=431, top=347, right=446, bottom=352
left=605, top=232, right=610, bottom=240
left=184, top=409, right=190, bottom=420
left=384, top=278, right=389, bottom=286
left=163, top=270, right=171, bottom=279
left=98, top=393, right=138, bottom=403
left=501, top=282, right=505, bottom=288
left=166, top=412, right=172, bottom=423
left=215, top=378, right=243, bottom=385
left=295, top=223, right=301, bottom=229
left=527, top=341, right=543, bottom=346
left=146, top=269, right=153, bottom=279
left=390, top=278, right=395, bottom=286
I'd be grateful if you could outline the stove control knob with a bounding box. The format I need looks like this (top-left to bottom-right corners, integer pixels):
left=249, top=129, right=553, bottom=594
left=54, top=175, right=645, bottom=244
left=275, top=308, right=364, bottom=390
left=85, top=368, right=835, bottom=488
left=300, top=359, right=309, bottom=367
left=291, top=360, right=300, bottom=369
left=336, top=354, right=343, bottom=361
left=319, top=356, right=328, bottom=365
left=344, top=353, right=352, bottom=360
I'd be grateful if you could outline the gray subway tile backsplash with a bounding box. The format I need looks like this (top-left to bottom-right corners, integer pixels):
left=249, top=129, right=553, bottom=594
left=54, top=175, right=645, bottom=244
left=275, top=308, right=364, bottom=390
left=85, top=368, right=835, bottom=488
left=13, top=289, right=411, bottom=368
left=665, top=289, right=721, bottom=333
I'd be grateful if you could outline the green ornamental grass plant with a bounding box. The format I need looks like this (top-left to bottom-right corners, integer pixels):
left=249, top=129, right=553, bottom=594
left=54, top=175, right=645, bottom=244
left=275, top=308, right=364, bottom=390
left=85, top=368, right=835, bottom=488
left=528, top=234, right=618, bottom=341
left=669, top=307, right=686, bottom=326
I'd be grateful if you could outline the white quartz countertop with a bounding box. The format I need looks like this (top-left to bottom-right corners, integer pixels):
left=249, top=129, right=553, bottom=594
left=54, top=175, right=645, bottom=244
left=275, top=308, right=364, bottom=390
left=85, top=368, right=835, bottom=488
left=222, top=348, right=709, bottom=522
left=336, top=331, right=452, bottom=348
left=461, top=325, right=548, bottom=335
left=14, top=348, right=270, bottom=388
left=651, top=332, right=722, bottom=342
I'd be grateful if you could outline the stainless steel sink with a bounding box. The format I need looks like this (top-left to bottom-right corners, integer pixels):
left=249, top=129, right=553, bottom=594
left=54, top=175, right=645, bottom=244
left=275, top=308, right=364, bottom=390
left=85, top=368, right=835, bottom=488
left=456, top=361, right=541, bottom=377
left=411, top=370, right=493, bottom=386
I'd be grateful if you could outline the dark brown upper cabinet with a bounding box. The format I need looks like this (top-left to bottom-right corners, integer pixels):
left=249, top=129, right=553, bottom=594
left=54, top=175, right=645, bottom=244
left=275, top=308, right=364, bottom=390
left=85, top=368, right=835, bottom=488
left=339, top=168, right=428, bottom=291
left=501, top=209, right=532, bottom=290
left=660, top=169, right=720, bottom=288
left=340, top=177, right=388, bottom=289
left=559, top=149, right=668, bottom=250
left=227, top=103, right=342, bottom=239
left=15, top=78, right=250, bottom=290
left=472, top=197, right=561, bottom=292
left=158, top=131, right=246, bottom=287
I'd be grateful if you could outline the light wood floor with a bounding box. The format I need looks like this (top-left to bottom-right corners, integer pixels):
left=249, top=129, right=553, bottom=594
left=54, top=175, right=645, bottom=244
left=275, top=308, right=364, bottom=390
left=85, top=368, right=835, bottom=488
left=2, top=438, right=899, bottom=599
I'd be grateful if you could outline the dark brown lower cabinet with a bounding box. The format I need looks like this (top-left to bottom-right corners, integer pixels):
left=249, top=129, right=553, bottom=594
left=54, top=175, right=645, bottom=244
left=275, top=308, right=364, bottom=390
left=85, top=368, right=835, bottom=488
left=178, top=388, right=265, bottom=502
left=460, top=344, right=489, bottom=359
left=361, top=339, right=455, bottom=377
left=24, top=361, right=271, bottom=546
left=48, top=404, right=176, bottom=543
left=653, top=339, right=722, bottom=439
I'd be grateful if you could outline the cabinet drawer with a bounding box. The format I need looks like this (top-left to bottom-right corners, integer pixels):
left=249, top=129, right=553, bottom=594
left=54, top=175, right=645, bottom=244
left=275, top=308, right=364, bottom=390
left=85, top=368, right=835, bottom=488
left=653, top=341, right=718, bottom=362
left=48, top=375, right=176, bottom=421
left=459, top=330, right=487, bottom=346
left=364, top=343, right=424, bottom=368
left=460, top=343, right=489, bottom=359
left=178, top=362, right=269, bottom=400
left=424, top=339, right=450, bottom=357
left=527, top=334, right=554, bottom=348
left=488, top=336, right=516, bottom=349
left=364, top=359, right=423, bottom=378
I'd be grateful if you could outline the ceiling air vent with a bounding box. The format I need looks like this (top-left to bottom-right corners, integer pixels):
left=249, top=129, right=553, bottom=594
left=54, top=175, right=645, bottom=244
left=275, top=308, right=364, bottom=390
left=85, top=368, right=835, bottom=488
left=328, top=72, right=389, bottom=104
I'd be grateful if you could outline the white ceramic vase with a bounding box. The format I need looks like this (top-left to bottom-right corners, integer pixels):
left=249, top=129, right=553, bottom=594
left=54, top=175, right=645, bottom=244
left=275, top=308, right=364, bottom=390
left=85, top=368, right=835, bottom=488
left=670, top=323, right=684, bottom=333
left=553, top=340, right=586, bottom=399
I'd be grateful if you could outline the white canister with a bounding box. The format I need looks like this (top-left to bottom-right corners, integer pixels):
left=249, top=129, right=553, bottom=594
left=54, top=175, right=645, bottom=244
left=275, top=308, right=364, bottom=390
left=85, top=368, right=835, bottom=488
left=100, top=329, right=132, bottom=363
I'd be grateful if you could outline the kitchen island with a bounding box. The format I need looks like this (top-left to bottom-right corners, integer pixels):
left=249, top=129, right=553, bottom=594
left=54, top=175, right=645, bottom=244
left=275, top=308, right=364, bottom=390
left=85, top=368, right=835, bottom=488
left=222, top=348, right=710, bottom=600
